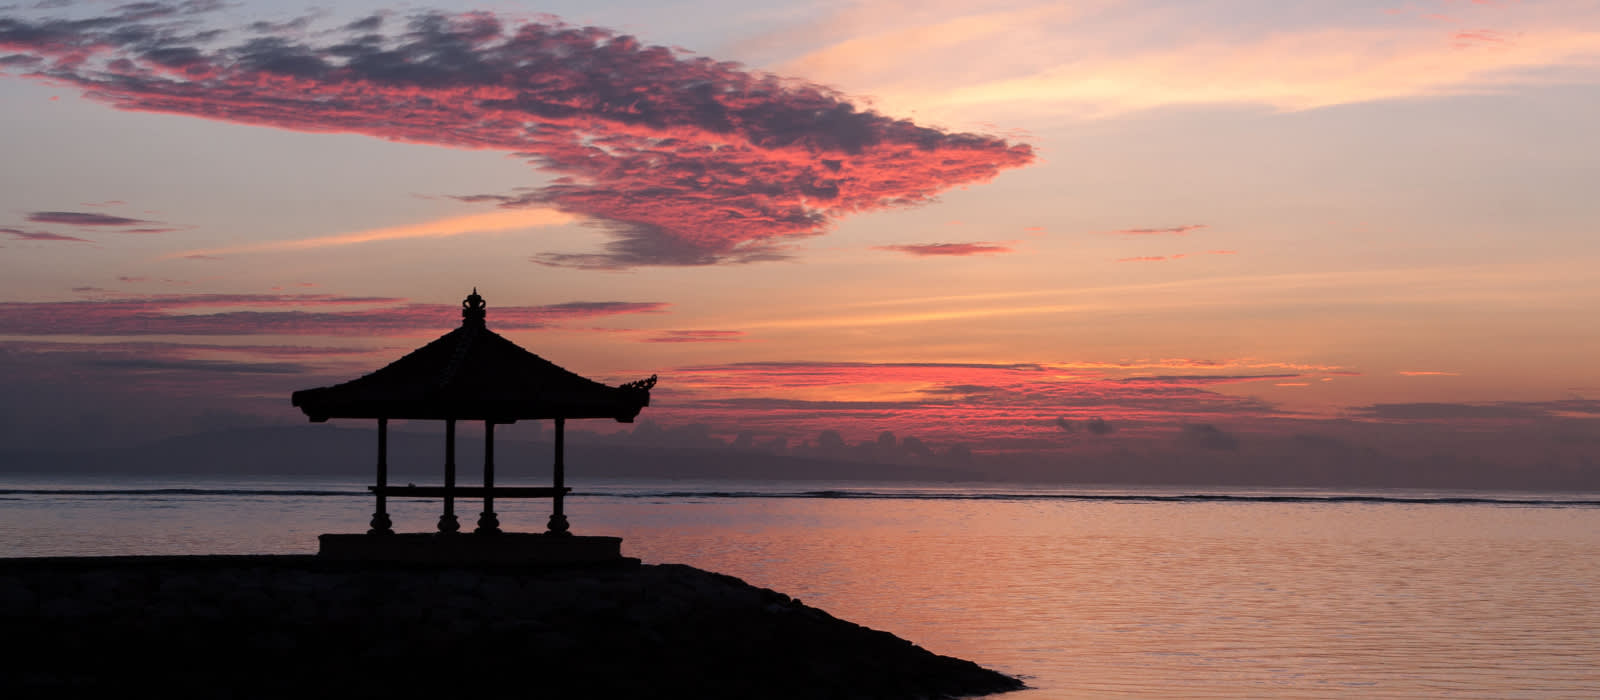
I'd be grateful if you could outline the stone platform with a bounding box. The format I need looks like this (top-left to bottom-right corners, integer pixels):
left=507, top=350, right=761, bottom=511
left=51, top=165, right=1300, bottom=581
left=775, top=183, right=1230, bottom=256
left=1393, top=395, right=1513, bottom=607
left=318, top=532, right=632, bottom=565
left=0, top=556, right=1024, bottom=698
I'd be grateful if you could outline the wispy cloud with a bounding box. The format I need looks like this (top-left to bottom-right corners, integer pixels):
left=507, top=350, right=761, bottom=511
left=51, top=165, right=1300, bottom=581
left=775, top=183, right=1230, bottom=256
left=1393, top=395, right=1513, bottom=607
left=1398, top=370, right=1462, bottom=376
left=0, top=294, right=668, bottom=336
left=1108, top=224, right=1208, bottom=236
left=656, top=360, right=1285, bottom=451
left=172, top=208, right=574, bottom=258
left=1, top=226, right=89, bottom=242
left=776, top=1, right=1600, bottom=119
left=7, top=209, right=181, bottom=240
left=1453, top=29, right=1511, bottom=48
left=1351, top=401, right=1545, bottom=421
left=874, top=241, right=1015, bottom=256
left=0, top=5, right=1033, bottom=269
left=1120, top=373, right=1302, bottom=385
left=1054, top=358, right=1349, bottom=373
left=27, top=211, right=153, bottom=226
left=1, top=339, right=391, bottom=361
left=642, top=330, right=745, bottom=343
left=1116, top=249, right=1235, bottom=263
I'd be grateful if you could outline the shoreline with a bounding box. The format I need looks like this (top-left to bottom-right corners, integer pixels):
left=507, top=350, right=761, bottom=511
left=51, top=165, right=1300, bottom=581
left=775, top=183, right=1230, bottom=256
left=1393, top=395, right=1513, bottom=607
left=1, top=555, right=1024, bottom=699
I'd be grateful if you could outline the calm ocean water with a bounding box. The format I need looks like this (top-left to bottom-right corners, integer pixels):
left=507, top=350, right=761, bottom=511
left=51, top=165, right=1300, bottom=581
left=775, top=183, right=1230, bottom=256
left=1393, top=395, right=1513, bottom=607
left=2, top=474, right=1598, bottom=698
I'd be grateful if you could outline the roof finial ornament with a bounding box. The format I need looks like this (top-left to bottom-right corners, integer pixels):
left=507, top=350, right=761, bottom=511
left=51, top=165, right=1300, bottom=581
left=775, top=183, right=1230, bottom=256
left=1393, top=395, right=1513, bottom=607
left=462, top=287, right=486, bottom=326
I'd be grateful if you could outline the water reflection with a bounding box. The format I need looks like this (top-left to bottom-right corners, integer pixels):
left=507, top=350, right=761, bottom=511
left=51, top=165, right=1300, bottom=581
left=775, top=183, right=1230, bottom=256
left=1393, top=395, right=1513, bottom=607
left=1, top=478, right=1597, bottom=697
left=584, top=496, right=1600, bottom=698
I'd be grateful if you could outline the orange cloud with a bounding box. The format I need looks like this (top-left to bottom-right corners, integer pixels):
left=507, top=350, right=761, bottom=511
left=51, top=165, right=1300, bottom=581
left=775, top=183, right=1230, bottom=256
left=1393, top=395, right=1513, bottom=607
left=170, top=208, right=574, bottom=259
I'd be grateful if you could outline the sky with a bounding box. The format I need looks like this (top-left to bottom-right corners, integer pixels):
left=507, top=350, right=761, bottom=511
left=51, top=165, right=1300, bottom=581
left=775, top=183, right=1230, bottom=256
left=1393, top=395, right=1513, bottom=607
left=1, top=0, right=1598, bottom=484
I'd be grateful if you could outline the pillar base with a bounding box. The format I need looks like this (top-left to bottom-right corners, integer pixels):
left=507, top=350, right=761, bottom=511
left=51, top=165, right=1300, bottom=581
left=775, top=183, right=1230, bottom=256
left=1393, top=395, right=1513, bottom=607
left=546, top=513, right=570, bottom=536
left=367, top=512, right=393, bottom=535
left=437, top=513, right=460, bottom=534
left=475, top=511, right=502, bottom=535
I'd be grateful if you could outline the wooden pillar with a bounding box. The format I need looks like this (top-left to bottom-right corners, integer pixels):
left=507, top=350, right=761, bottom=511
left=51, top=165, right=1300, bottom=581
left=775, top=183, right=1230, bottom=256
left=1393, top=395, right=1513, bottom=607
left=476, top=421, right=501, bottom=534
left=368, top=418, right=393, bottom=535
left=547, top=417, right=570, bottom=535
left=438, top=418, right=460, bottom=533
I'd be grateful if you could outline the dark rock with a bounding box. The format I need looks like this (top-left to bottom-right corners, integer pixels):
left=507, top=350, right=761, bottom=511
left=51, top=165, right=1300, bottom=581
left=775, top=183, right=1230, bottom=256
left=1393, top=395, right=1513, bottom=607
left=0, top=555, right=1024, bottom=699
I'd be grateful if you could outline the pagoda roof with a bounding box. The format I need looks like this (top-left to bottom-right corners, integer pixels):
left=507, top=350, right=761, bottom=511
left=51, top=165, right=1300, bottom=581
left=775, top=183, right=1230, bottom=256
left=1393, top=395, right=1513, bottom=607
left=291, top=290, right=654, bottom=423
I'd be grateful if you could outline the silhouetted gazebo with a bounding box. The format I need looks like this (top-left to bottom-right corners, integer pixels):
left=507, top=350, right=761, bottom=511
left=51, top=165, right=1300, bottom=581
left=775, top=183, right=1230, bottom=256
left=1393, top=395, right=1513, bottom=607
left=291, top=289, right=654, bottom=559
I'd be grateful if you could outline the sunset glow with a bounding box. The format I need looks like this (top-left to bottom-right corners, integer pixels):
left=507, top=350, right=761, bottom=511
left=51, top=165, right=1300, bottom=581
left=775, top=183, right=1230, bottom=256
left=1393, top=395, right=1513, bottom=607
left=1, top=0, right=1596, bottom=485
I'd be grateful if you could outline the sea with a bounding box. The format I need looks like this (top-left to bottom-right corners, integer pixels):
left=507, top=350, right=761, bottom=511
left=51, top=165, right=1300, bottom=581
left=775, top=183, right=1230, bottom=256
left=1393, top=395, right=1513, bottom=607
left=2, top=474, right=1597, bottom=698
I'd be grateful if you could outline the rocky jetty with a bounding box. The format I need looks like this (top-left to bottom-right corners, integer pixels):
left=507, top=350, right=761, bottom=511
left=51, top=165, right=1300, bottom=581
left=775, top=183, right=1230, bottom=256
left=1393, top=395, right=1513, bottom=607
left=1, top=556, right=1023, bottom=699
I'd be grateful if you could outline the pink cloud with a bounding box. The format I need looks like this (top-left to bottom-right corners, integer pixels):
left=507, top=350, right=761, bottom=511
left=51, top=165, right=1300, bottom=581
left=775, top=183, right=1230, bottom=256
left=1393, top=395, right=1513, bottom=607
left=656, top=361, right=1287, bottom=451
left=875, top=242, right=1014, bottom=256
left=1456, top=29, right=1509, bottom=42
left=0, top=7, right=1034, bottom=269
left=1399, top=370, right=1461, bottom=376
left=1116, top=256, right=1168, bottom=263
left=1107, top=224, right=1207, bottom=236
left=1057, top=358, right=1349, bottom=372
left=1119, top=373, right=1302, bottom=385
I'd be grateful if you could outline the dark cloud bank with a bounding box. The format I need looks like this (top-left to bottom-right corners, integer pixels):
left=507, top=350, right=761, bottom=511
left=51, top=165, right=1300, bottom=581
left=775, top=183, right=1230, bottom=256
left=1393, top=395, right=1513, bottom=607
left=1, top=337, right=1596, bottom=488
left=0, top=3, right=1033, bottom=267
